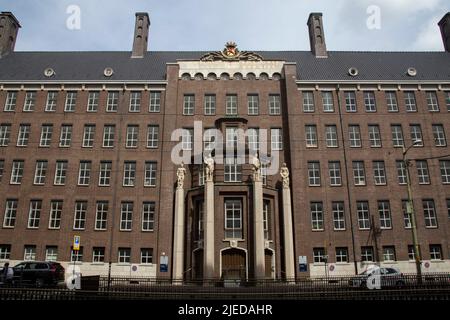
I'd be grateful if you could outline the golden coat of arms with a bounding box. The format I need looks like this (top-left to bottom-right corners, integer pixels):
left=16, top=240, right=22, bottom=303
left=201, top=42, right=263, bottom=61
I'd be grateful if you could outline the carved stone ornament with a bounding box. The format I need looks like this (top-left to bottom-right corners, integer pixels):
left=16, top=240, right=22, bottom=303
left=176, top=162, right=186, bottom=189
left=280, top=163, right=290, bottom=189
left=204, top=154, right=215, bottom=182
left=200, top=42, right=263, bottom=62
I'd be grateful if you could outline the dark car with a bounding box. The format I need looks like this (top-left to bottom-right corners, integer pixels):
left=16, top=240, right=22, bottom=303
left=12, top=261, right=65, bottom=288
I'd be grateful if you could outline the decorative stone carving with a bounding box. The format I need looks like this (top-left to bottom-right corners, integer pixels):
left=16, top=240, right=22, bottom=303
left=176, top=162, right=186, bottom=189
left=230, top=240, right=238, bottom=248
left=204, top=154, right=215, bottom=182
left=280, top=163, right=290, bottom=189
left=200, top=42, right=263, bottom=62
left=252, top=152, right=262, bottom=182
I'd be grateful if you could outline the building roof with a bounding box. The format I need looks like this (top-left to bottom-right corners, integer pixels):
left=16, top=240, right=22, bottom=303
left=0, top=51, right=449, bottom=82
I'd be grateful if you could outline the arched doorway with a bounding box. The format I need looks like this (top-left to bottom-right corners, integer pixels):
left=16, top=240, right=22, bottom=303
left=221, top=248, right=246, bottom=281
left=265, top=249, right=274, bottom=279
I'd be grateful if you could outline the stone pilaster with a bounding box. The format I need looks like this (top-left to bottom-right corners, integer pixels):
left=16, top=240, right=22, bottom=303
left=281, top=164, right=295, bottom=280
left=253, top=171, right=266, bottom=280
left=172, top=164, right=186, bottom=283
left=203, top=177, right=215, bottom=280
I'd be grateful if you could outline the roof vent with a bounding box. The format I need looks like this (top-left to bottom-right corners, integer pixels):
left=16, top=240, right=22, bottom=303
left=104, top=67, right=114, bottom=77
left=407, top=67, right=417, bottom=77
left=44, top=68, right=55, bottom=77
left=348, top=67, right=359, bottom=77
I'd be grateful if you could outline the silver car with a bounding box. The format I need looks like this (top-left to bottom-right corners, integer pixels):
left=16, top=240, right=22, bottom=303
left=349, top=267, right=405, bottom=289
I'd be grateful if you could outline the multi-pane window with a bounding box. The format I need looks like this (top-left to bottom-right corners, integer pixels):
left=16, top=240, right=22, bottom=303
left=144, top=161, right=157, bottom=187
left=325, top=125, right=338, bottom=147
left=396, top=160, right=407, bottom=185
left=73, top=201, right=87, bottom=230
left=383, top=246, right=396, bottom=262
left=373, top=161, right=387, bottom=185
left=344, top=91, right=357, bottom=112
left=95, top=201, right=108, bottom=230
left=378, top=201, right=392, bottom=229
left=0, top=124, right=11, bottom=146
left=27, top=200, right=42, bottom=229
left=204, top=94, right=216, bottom=115
left=408, top=245, right=417, bottom=261
left=34, top=160, right=48, bottom=185
left=423, top=199, right=438, bottom=228
left=247, top=94, right=259, bottom=115
left=54, top=161, right=68, bottom=185
left=123, top=161, right=136, bottom=186
left=302, top=91, right=315, bottom=112
left=17, top=124, right=30, bottom=147
left=332, top=202, right=346, bottom=230
left=352, top=161, right=366, bottom=186
left=182, top=128, right=193, bottom=151
left=271, top=128, right=282, bottom=150
left=404, top=91, right=417, bottom=112
left=402, top=200, right=412, bottom=229
left=45, top=246, right=58, bottom=261
left=308, top=162, right=321, bottom=186
left=183, top=94, right=195, bottom=115
left=269, top=94, right=281, bottom=115
left=3, top=199, right=18, bottom=228
left=10, top=160, right=24, bottom=184
left=64, top=91, right=77, bottom=112
left=368, top=125, right=382, bottom=147
left=364, top=91, right=376, bottom=112
left=103, top=125, right=115, bottom=147
left=78, top=161, right=91, bottom=185
left=385, top=91, right=398, bottom=112
left=70, top=247, right=83, bottom=262
left=336, top=247, right=348, bottom=263
left=224, top=199, right=243, bottom=239
left=247, top=128, right=259, bottom=152
left=40, top=124, right=53, bottom=147
left=429, top=245, right=442, bottom=260
left=263, top=200, right=271, bottom=240
left=87, top=91, right=99, bottom=112
left=432, top=124, right=446, bottom=146
left=23, top=91, right=36, bottom=111
left=93, top=247, right=105, bottom=263
left=129, top=91, right=141, bottom=112
left=198, top=164, right=205, bottom=186
left=59, top=125, right=72, bottom=147
left=321, top=91, right=334, bottom=112
left=416, top=160, right=430, bottom=184
left=141, top=248, right=153, bottom=264
left=409, top=125, right=423, bottom=146
left=426, top=91, right=439, bottom=112
left=311, top=202, right=324, bottom=231
left=313, top=248, right=326, bottom=263
left=45, top=91, right=58, bottom=111
left=82, top=125, right=95, bottom=148
left=357, top=201, right=370, bottom=230
left=361, top=247, right=374, bottom=262
left=226, top=94, right=238, bottom=115
left=24, top=246, right=37, bottom=261
left=49, top=200, right=62, bottom=229
left=147, top=125, right=159, bottom=148
left=0, top=245, right=11, bottom=260
left=142, top=202, right=155, bottom=231
left=149, top=91, right=161, bottom=112
left=349, top=125, right=361, bottom=147
left=328, top=161, right=342, bottom=186
left=224, top=158, right=241, bottom=182
left=106, top=91, right=119, bottom=112
left=446, top=91, right=450, bottom=112
left=391, top=125, right=404, bottom=147
left=439, top=160, right=450, bottom=184
left=203, top=128, right=216, bottom=153
left=118, top=248, right=131, bottom=263
left=4, top=91, right=17, bottom=111
left=120, top=202, right=133, bottom=231
left=126, top=125, right=139, bottom=148
left=305, top=125, right=318, bottom=147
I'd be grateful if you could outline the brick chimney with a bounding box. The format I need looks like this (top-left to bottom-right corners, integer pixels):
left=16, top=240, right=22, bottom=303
left=307, top=12, right=327, bottom=58
left=0, top=12, right=21, bottom=58
left=438, top=12, right=450, bottom=52
left=131, top=12, right=150, bottom=58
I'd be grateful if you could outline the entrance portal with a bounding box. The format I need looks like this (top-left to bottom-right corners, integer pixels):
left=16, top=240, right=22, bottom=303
left=221, top=248, right=246, bottom=281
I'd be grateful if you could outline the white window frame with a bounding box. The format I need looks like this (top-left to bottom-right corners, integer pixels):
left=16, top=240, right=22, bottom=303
left=321, top=91, right=334, bottom=112
left=126, top=125, right=139, bottom=148
left=440, top=160, right=450, bottom=184
left=432, top=124, right=446, bottom=147
left=120, top=202, right=133, bottom=231
left=226, top=94, right=238, bottom=115
left=396, top=160, right=407, bottom=185
left=352, top=161, right=366, bottom=186
left=368, top=125, right=382, bottom=147
left=364, top=91, right=377, bottom=112
left=329, top=161, right=342, bottom=186
left=344, top=91, right=357, bottom=112
left=78, top=161, right=91, bottom=186
left=95, top=201, right=108, bottom=231
left=142, top=202, right=155, bottom=231
left=149, top=91, right=161, bottom=113
left=106, top=91, right=119, bottom=112
left=3, top=199, right=18, bottom=228
left=423, top=200, right=438, bottom=228
left=247, top=94, right=259, bottom=115
left=54, top=161, right=68, bottom=185
left=426, top=91, right=439, bottom=112
left=204, top=94, right=216, bottom=115
left=0, top=124, right=11, bottom=146
left=103, top=125, right=115, bottom=148
left=23, top=91, right=36, bottom=112
left=59, top=125, right=72, bottom=147
left=4, top=91, right=17, bottom=111
left=147, top=125, right=159, bottom=148
left=140, top=249, right=153, bottom=264
left=10, top=160, right=24, bottom=184
left=224, top=199, right=243, bottom=239
left=305, top=125, right=317, bottom=148
left=45, top=246, right=58, bottom=262
left=17, top=124, right=30, bottom=147
left=93, top=247, right=105, bottom=263
left=129, top=91, right=141, bottom=112
left=383, top=247, right=396, bottom=262
left=82, top=125, right=95, bottom=148
left=87, top=91, right=99, bottom=112
left=27, top=200, right=42, bottom=229
left=224, top=158, right=241, bottom=182
left=24, top=246, right=37, bottom=261
left=39, top=124, right=53, bottom=147
left=308, top=162, right=321, bottom=186
left=269, top=94, right=281, bottom=115
left=99, top=161, right=112, bottom=186
left=45, top=91, right=57, bottom=112
left=373, top=161, right=387, bottom=185
left=33, top=160, right=47, bottom=185
left=336, top=247, right=348, bottom=263
left=404, top=91, right=417, bottom=112
left=357, top=201, right=370, bottom=230
left=325, top=125, right=338, bottom=147
left=302, top=91, right=315, bottom=112
left=385, top=91, right=398, bottom=112
left=183, top=94, right=195, bottom=115
left=144, top=161, right=157, bottom=187
left=311, top=202, right=324, bottom=231
left=271, top=128, right=282, bottom=151
left=391, top=125, right=404, bottom=147
left=409, top=124, right=423, bottom=147
left=378, top=201, right=392, bottom=229
left=332, top=202, right=346, bottom=230
left=123, top=161, right=136, bottom=187
left=349, top=125, right=361, bottom=147
left=64, top=91, right=77, bottom=112
left=73, top=201, right=87, bottom=230
left=416, top=160, right=430, bottom=184
left=49, top=200, right=62, bottom=229
left=118, top=248, right=131, bottom=264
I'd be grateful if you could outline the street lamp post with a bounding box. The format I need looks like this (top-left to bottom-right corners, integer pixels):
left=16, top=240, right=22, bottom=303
left=402, top=140, right=422, bottom=283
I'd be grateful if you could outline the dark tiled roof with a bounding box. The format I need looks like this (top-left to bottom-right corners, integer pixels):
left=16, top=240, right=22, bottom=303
left=0, top=51, right=449, bottom=82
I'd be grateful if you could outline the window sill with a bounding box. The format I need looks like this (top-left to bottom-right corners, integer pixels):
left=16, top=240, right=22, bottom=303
left=90, top=262, right=105, bottom=266
left=2, top=226, right=14, bottom=229
left=430, top=260, right=444, bottom=263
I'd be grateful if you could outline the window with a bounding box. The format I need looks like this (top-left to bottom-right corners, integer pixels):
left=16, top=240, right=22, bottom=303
left=120, top=202, right=133, bottom=231
left=373, top=161, right=386, bottom=185
left=368, top=125, right=381, bottom=147
left=426, top=91, right=439, bottom=112
left=344, top=91, right=357, bottom=112
left=248, top=94, right=259, bottom=115
left=40, top=124, right=53, bottom=147
left=432, top=124, right=446, bottom=147
left=106, top=91, right=119, bottom=112
left=383, top=246, right=396, bottom=262
left=59, top=125, right=72, bottom=147
left=95, top=201, right=108, bottom=230
left=73, top=201, right=87, bottom=230
left=147, top=125, right=159, bottom=148
left=0, top=124, right=11, bottom=146
left=357, top=201, right=370, bottom=230
left=423, top=199, right=438, bottom=228
left=305, top=125, right=318, bottom=147
left=224, top=199, right=242, bottom=239
left=328, top=161, right=342, bottom=186
left=402, top=200, right=412, bottom=229
left=385, top=91, right=398, bottom=112
left=4, top=91, right=17, bottom=111
left=64, top=91, right=77, bottom=112
left=302, top=91, right=315, bottom=112
left=391, top=125, right=404, bottom=147
left=378, top=201, right=392, bottom=229
left=141, top=248, right=153, bottom=264
left=447, top=199, right=450, bottom=219
left=247, top=128, right=259, bottom=152
left=308, top=162, right=321, bottom=186
left=325, top=125, right=338, bottom=147
left=321, top=91, right=334, bottom=112
left=142, top=202, right=155, bottom=231
left=54, top=161, right=68, bottom=185
left=103, top=125, right=115, bottom=147
left=45, top=91, right=57, bottom=111
left=409, top=125, right=423, bottom=146
left=311, top=202, right=324, bottom=231
left=408, top=245, right=418, bottom=261
left=149, top=91, right=161, bottom=112
left=225, top=127, right=239, bottom=149
left=17, top=124, right=30, bottom=146
left=78, top=161, right=91, bottom=185
left=123, top=161, right=136, bottom=186
left=263, top=200, right=271, bottom=240
left=0, top=245, right=11, bottom=260
left=183, top=94, right=195, bottom=115
left=45, top=246, right=58, bottom=261
left=224, top=158, right=241, bottom=182
left=336, top=247, right=348, bottom=263
left=446, top=92, right=450, bottom=112
left=416, top=160, right=430, bottom=184
left=27, top=200, right=42, bottom=229
left=87, top=91, right=99, bottom=112
left=349, top=125, right=361, bottom=147
left=198, top=164, right=205, bottom=186
left=10, top=160, right=24, bottom=184
left=196, top=200, right=204, bottom=240
left=23, top=91, right=36, bottom=111
left=118, top=248, right=131, bottom=263
left=352, top=161, right=366, bottom=186
left=34, top=160, right=47, bottom=185
left=269, top=94, right=281, bottom=115
left=204, top=94, right=216, bottom=115
left=182, top=128, right=193, bottom=151
left=404, top=91, right=417, bottom=112
left=144, top=161, right=157, bottom=187
left=126, top=125, right=139, bottom=148
left=332, top=202, right=346, bottom=230
left=49, top=200, right=62, bottom=229
left=93, top=247, right=105, bottom=263
left=271, top=128, right=282, bottom=150
left=129, top=91, right=141, bottom=112
left=361, top=246, right=374, bottom=262
left=3, top=199, right=18, bottom=228
left=440, top=160, right=450, bottom=184
left=364, top=91, right=376, bottom=112
left=429, top=244, right=442, bottom=260
left=313, top=248, right=326, bottom=263
left=226, top=94, right=238, bottom=115
left=82, top=125, right=95, bottom=148
left=24, top=246, right=36, bottom=261
left=71, top=247, right=83, bottom=262
left=203, top=128, right=216, bottom=153
left=396, top=161, right=407, bottom=185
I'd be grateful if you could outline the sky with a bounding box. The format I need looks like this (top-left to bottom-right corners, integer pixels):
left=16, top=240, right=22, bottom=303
left=2, top=0, right=449, bottom=52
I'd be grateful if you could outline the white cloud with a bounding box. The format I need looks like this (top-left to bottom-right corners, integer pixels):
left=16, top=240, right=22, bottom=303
left=411, top=15, right=444, bottom=50
left=358, top=0, right=442, bottom=14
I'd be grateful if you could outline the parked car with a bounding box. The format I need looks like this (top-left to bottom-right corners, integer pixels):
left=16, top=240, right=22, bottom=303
left=349, top=267, right=405, bottom=289
left=12, top=261, right=65, bottom=288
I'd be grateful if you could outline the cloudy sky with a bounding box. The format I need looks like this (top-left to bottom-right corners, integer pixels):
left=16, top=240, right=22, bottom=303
left=3, top=0, right=449, bottom=52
